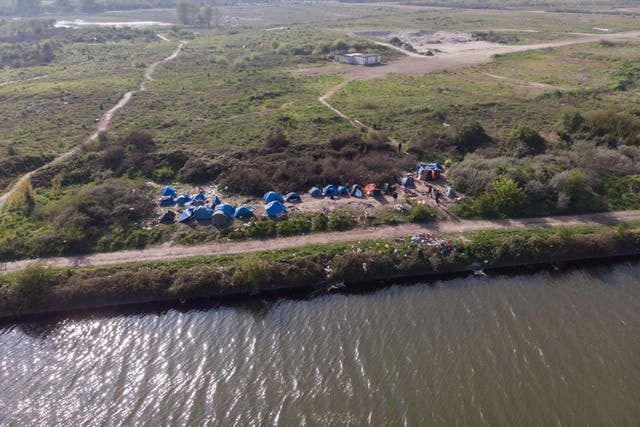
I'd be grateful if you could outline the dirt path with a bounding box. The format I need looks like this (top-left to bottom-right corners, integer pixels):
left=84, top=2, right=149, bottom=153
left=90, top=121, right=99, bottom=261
left=2, top=210, right=638, bottom=273
left=481, top=72, right=567, bottom=90
left=0, top=75, right=48, bottom=88
left=0, top=39, right=185, bottom=210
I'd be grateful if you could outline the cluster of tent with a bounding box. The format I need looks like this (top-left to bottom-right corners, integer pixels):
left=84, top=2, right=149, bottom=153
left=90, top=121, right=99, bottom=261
left=263, top=191, right=288, bottom=218
left=307, top=184, right=382, bottom=199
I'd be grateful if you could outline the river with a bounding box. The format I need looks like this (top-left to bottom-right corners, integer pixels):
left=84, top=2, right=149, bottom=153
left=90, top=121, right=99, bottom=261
left=1, top=261, right=639, bottom=426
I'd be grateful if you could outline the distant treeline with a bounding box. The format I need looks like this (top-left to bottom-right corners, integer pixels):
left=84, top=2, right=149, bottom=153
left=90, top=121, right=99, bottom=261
left=0, top=0, right=179, bottom=16
left=339, top=0, right=639, bottom=9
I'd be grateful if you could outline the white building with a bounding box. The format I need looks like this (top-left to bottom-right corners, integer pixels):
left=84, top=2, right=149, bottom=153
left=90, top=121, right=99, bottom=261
left=334, top=53, right=380, bottom=66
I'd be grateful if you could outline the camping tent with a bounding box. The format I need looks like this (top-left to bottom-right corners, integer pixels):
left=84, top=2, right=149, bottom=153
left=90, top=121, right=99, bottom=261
left=285, top=192, right=302, bottom=203
left=337, top=186, right=349, bottom=196
left=159, top=197, right=176, bottom=207
left=364, top=183, right=381, bottom=197
left=161, top=186, right=177, bottom=198
left=212, top=210, right=232, bottom=227
left=444, top=187, right=457, bottom=199
left=177, top=207, right=195, bottom=223
left=323, top=185, right=337, bottom=197
left=350, top=185, right=364, bottom=198
left=193, top=206, right=214, bottom=220
left=176, top=194, right=191, bottom=206
left=263, top=191, right=284, bottom=203
left=399, top=176, right=414, bottom=188
left=214, top=203, right=236, bottom=218
left=265, top=200, right=287, bottom=218
left=235, top=205, right=254, bottom=218
left=309, top=187, right=323, bottom=198
left=211, top=195, right=221, bottom=207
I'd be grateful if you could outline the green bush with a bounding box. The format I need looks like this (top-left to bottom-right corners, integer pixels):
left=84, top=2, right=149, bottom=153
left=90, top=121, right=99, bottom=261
left=247, top=220, right=277, bottom=239
left=7, top=262, right=55, bottom=301
left=409, top=204, right=436, bottom=223
left=233, top=254, right=274, bottom=294
left=328, top=211, right=355, bottom=231
left=277, top=217, right=311, bottom=236
left=311, top=213, right=328, bottom=231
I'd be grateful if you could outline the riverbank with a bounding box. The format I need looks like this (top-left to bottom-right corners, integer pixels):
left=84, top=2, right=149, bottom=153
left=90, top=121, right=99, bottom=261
left=1, top=223, right=639, bottom=320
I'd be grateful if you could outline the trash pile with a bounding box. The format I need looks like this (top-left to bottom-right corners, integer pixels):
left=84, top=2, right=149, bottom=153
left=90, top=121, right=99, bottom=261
left=410, top=234, right=456, bottom=255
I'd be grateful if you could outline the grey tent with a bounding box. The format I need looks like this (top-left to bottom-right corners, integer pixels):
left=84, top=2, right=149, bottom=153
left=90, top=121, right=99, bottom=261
left=444, top=187, right=457, bottom=199
left=350, top=185, right=364, bottom=198
left=212, top=210, right=232, bottom=227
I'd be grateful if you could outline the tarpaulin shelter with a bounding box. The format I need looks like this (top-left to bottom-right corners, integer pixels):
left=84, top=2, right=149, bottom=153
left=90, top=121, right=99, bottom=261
left=178, top=207, right=195, bottom=223
left=417, top=163, right=441, bottom=181
left=161, top=186, right=177, bottom=198
left=193, top=206, right=214, bottom=220
left=309, top=187, right=322, bottom=198
left=364, top=183, right=381, bottom=197
left=159, top=197, right=176, bottom=207
left=234, top=205, right=254, bottom=218
left=285, top=192, right=302, bottom=203
left=323, top=185, right=337, bottom=197
left=214, top=203, right=236, bottom=218
left=212, top=210, right=232, bottom=227
left=265, top=201, right=287, bottom=218
left=263, top=191, right=284, bottom=204
left=350, top=185, right=364, bottom=198
left=176, top=194, right=191, bottom=206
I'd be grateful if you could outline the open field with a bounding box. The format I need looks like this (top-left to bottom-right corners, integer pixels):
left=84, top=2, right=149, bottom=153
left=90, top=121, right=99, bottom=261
left=0, top=2, right=639, bottom=262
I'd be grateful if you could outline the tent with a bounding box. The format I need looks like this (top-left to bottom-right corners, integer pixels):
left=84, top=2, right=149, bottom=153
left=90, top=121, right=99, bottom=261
left=214, top=203, right=236, bottom=218
left=265, top=200, right=287, bottom=218
left=364, top=183, right=381, bottom=197
left=211, top=195, right=221, bottom=207
left=350, top=185, right=364, bottom=198
left=212, top=210, right=232, bottom=227
left=176, top=194, right=191, bottom=206
left=193, top=193, right=205, bottom=202
left=235, top=205, right=254, bottom=218
left=309, top=187, right=323, bottom=198
left=337, top=186, right=349, bottom=196
left=444, top=187, right=457, bottom=199
left=177, top=207, right=195, bottom=223
left=263, top=191, right=284, bottom=203
left=193, top=206, right=214, bottom=220
left=161, top=186, right=177, bottom=198
left=417, top=163, right=441, bottom=181
left=159, top=197, right=176, bottom=207
left=285, top=192, right=302, bottom=203
left=399, top=176, right=414, bottom=188
left=323, top=185, right=337, bottom=197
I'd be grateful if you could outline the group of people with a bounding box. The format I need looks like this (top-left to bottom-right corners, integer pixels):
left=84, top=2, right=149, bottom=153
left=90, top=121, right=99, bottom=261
left=426, top=184, right=442, bottom=205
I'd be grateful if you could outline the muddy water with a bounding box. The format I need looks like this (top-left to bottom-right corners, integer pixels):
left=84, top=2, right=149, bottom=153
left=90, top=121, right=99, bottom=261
left=1, top=262, right=639, bottom=425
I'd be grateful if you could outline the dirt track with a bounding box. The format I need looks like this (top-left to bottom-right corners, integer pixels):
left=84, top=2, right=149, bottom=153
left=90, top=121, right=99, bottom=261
left=0, top=39, right=185, bottom=210
left=2, top=210, right=639, bottom=273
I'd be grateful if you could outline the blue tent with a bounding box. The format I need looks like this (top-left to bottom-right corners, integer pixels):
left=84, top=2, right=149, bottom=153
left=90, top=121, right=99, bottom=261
left=211, top=195, right=221, bottom=207
left=178, top=207, right=195, bottom=223
left=323, top=185, right=337, bottom=197
left=214, top=203, right=236, bottom=218
left=193, top=193, right=205, bottom=202
left=161, top=186, right=177, bottom=198
left=235, top=205, right=254, bottom=218
left=309, top=187, right=322, bottom=198
left=400, top=176, right=414, bottom=188
left=176, top=194, right=191, bottom=206
left=263, top=191, right=284, bottom=203
left=265, top=201, right=287, bottom=218
left=159, top=197, right=176, bottom=207
left=285, top=192, right=302, bottom=203
left=337, top=186, right=349, bottom=196
left=193, top=206, right=214, bottom=220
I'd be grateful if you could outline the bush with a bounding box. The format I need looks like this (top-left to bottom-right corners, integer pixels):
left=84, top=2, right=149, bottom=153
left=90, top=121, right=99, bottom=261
left=7, top=262, right=55, bottom=301
left=330, top=250, right=394, bottom=282
left=409, top=204, right=436, bottom=222
left=247, top=220, right=277, bottom=239
left=277, top=217, right=311, bottom=236
left=311, top=213, right=328, bottom=231
left=233, top=254, right=274, bottom=294
left=511, top=123, right=546, bottom=155
left=328, top=210, right=356, bottom=231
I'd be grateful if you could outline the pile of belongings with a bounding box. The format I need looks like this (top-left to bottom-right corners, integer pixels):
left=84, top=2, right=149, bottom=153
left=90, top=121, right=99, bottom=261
left=417, top=163, right=442, bottom=181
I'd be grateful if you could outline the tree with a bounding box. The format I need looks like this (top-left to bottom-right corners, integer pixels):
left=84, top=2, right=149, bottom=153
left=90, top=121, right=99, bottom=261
left=14, top=0, right=41, bottom=16
left=40, top=42, right=55, bottom=62
left=177, top=1, right=198, bottom=25
left=199, top=5, right=213, bottom=27
left=511, top=123, right=546, bottom=156
left=454, top=121, right=491, bottom=153
left=490, top=177, right=525, bottom=217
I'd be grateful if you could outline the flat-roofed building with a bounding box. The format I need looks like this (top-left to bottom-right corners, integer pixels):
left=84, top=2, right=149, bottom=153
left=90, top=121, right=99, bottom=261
left=334, top=53, right=380, bottom=66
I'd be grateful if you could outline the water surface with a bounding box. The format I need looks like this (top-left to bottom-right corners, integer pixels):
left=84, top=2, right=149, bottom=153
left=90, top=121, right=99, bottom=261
left=1, top=262, right=639, bottom=425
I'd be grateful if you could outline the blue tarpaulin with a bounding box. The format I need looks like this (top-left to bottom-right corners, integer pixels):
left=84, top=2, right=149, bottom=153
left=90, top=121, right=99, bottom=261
left=159, top=198, right=176, bottom=207
left=285, top=192, right=302, bottom=203
left=309, top=187, right=322, bottom=198
left=235, top=205, right=254, bottom=218
left=214, top=203, right=236, bottom=218
left=323, top=185, right=337, bottom=197
left=193, top=206, right=214, bottom=220
left=176, top=194, right=191, bottom=206
left=161, top=186, right=177, bottom=198
left=265, top=201, right=287, bottom=217
left=263, top=191, right=284, bottom=203
left=178, top=207, right=195, bottom=223
left=211, top=195, right=221, bottom=207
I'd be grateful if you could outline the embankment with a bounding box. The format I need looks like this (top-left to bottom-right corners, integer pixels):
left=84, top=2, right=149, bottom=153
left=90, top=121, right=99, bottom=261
left=0, top=223, right=639, bottom=320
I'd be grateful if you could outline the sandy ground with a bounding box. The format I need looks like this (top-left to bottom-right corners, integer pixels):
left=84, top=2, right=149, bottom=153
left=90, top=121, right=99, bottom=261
left=2, top=209, right=639, bottom=272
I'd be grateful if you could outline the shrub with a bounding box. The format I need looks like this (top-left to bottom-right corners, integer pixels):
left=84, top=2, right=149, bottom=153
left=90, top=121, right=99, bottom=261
left=490, top=177, right=525, bottom=217
left=4, top=178, right=36, bottom=215
left=154, top=166, right=175, bottom=183
left=7, top=262, right=56, bottom=301
left=454, top=121, right=491, bottom=153
left=409, top=204, right=436, bottom=222
left=511, top=123, right=546, bottom=155
left=328, top=210, right=356, bottom=231
left=247, top=220, right=277, bottom=239
left=233, top=254, right=274, bottom=294
left=277, top=217, right=311, bottom=236
left=330, top=250, right=394, bottom=282
left=311, top=213, right=328, bottom=231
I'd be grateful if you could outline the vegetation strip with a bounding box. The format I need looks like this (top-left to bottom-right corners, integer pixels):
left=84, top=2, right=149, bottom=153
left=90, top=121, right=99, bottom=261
left=1, top=223, right=638, bottom=319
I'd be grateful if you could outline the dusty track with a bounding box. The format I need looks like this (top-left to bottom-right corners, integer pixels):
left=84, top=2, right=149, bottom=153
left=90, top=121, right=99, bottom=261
left=0, top=39, right=185, bottom=210
left=2, top=210, right=639, bottom=273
